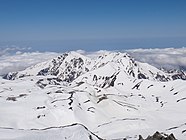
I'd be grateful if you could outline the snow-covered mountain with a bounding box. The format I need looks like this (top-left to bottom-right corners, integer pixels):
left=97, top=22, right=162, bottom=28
left=0, top=51, right=186, bottom=140
left=4, top=51, right=185, bottom=82
left=3, top=51, right=93, bottom=82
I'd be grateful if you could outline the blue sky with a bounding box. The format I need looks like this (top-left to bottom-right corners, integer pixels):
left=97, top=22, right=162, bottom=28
left=0, top=0, right=186, bottom=51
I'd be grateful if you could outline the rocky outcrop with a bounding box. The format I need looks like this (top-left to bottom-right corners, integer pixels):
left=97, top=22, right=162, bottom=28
left=139, top=131, right=176, bottom=140
left=161, top=68, right=186, bottom=80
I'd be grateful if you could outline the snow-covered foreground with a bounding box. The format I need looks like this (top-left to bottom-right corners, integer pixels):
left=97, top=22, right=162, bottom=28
left=0, top=123, right=101, bottom=140
left=0, top=51, right=186, bottom=139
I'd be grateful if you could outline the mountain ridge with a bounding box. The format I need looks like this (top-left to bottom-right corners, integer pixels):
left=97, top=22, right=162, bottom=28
left=4, top=51, right=185, bottom=82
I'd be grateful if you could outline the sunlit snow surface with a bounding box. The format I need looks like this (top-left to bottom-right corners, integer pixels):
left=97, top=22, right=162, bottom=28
left=0, top=51, right=186, bottom=140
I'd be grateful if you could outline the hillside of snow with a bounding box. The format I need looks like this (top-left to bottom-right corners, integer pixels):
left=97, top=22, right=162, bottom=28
left=0, top=51, right=186, bottom=140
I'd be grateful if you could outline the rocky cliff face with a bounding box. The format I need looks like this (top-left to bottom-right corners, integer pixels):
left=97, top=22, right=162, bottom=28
left=160, top=68, right=186, bottom=80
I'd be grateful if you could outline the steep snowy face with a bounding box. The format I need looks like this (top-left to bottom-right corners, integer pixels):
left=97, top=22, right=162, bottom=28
left=3, top=51, right=185, bottom=82
left=74, top=52, right=171, bottom=89
left=93, top=52, right=171, bottom=81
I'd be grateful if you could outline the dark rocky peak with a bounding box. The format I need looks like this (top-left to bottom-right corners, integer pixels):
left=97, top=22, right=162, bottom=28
left=139, top=131, right=176, bottom=140
left=3, top=51, right=92, bottom=82
left=160, top=68, right=186, bottom=80
left=3, top=72, right=18, bottom=80
left=36, top=51, right=93, bottom=83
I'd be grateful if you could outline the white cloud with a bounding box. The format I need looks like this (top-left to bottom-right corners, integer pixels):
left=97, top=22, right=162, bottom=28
left=75, top=49, right=86, bottom=54
left=1, top=47, right=186, bottom=76
left=0, top=45, right=31, bottom=56
left=126, top=47, right=186, bottom=70
left=0, top=49, right=59, bottom=75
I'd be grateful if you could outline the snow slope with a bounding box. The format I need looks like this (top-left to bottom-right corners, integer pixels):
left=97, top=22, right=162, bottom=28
left=0, top=51, right=186, bottom=140
left=0, top=123, right=101, bottom=140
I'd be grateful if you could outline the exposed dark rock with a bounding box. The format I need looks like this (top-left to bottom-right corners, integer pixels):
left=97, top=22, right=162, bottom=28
left=177, top=97, right=186, bottom=103
left=139, top=135, right=144, bottom=140
left=132, top=81, right=142, bottom=90
left=55, top=90, right=63, bottom=93
left=138, top=73, right=147, bottom=79
left=6, top=97, right=17, bottom=101
left=36, top=79, right=47, bottom=89
left=93, top=75, right=98, bottom=81
left=37, top=68, right=50, bottom=76
left=173, top=92, right=178, bottom=95
left=37, top=114, right=45, bottom=119
left=172, top=72, right=186, bottom=80
left=76, top=81, right=84, bottom=86
left=138, top=131, right=176, bottom=140
left=155, top=73, right=170, bottom=82
left=147, top=84, right=153, bottom=89
left=18, top=94, right=27, bottom=97
left=36, top=78, right=63, bottom=88
left=37, top=106, right=46, bottom=109
left=129, top=69, right=135, bottom=77
left=182, top=130, right=186, bottom=133
left=161, top=68, right=186, bottom=80
left=97, top=95, right=108, bottom=103
left=87, top=107, right=95, bottom=113
left=3, top=72, right=18, bottom=80
left=109, top=75, right=117, bottom=87
left=6, top=93, right=28, bottom=102
left=84, top=100, right=90, bottom=103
